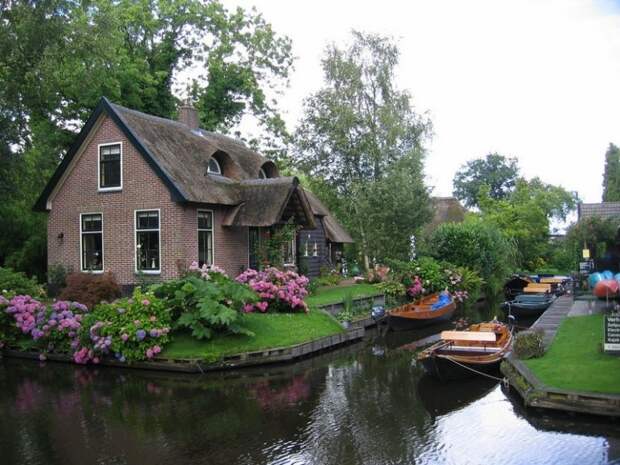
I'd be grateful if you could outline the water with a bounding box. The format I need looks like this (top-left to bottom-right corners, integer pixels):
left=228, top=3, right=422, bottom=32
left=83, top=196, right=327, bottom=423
left=1, top=327, right=619, bottom=465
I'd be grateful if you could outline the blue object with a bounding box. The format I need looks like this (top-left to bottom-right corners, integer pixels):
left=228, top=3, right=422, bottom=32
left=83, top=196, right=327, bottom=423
left=614, top=273, right=620, bottom=283
left=431, top=292, right=452, bottom=311
left=603, top=270, right=614, bottom=280
left=589, top=272, right=603, bottom=288
left=371, top=305, right=385, bottom=320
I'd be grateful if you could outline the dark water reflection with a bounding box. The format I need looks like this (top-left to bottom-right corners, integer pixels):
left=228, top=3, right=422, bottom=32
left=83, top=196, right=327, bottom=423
left=1, top=328, right=619, bottom=465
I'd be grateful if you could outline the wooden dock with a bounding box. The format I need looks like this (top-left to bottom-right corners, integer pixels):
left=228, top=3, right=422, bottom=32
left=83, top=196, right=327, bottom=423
left=501, top=294, right=620, bottom=417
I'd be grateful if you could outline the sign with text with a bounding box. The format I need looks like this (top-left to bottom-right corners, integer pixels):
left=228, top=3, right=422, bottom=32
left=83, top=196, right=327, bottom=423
left=604, top=314, right=620, bottom=354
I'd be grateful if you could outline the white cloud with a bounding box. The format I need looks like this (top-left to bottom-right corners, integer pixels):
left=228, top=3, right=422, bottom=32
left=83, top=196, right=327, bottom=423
left=224, top=0, right=620, bottom=202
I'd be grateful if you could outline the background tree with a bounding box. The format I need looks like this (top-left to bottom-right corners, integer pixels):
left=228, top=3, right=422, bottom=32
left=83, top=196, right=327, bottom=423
left=602, top=143, right=620, bottom=202
left=294, top=31, right=432, bottom=267
left=0, top=0, right=293, bottom=278
left=477, top=178, right=577, bottom=270
left=452, top=153, right=519, bottom=208
left=564, top=216, right=619, bottom=268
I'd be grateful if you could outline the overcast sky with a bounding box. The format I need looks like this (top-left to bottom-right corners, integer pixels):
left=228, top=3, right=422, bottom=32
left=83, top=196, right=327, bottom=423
left=224, top=0, right=620, bottom=203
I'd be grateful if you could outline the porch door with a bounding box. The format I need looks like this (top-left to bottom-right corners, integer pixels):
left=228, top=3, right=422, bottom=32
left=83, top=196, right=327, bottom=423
left=249, top=227, right=260, bottom=270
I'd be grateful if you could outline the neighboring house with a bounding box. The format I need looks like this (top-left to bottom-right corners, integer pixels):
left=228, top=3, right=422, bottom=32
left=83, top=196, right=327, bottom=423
left=34, top=97, right=352, bottom=289
left=577, top=202, right=620, bottom=271
left=423, top=197, right=467, bottom=234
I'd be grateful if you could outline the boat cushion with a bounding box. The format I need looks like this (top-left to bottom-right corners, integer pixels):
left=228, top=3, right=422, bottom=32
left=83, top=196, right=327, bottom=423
left=440, top=331, right=497, bottom=342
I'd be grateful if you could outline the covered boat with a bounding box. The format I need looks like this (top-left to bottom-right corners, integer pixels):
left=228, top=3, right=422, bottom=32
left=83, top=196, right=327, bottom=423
left=387, top=292, right=456, bottom=331
left=417, top=321, right=512, bottom=380
left=501, top=293, right=556, bottom=319
left=503, top=276, right=531, bottom=300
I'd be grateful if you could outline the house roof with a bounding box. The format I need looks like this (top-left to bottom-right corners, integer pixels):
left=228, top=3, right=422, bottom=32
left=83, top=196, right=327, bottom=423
left=302, top=189, right=354, bottom=243
left=578, top=202, right=620, bottom=221
left=222, top=177, right=315, bottom=228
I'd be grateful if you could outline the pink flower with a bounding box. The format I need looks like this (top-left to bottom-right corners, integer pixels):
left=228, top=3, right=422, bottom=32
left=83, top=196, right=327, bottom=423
left=142, top=299, right=150, bottom=306
left=121, top=333, right=129, bottom=342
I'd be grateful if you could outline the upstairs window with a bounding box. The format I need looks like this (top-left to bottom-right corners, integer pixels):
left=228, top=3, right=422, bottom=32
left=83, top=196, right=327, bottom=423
left=207, top=158, right=221, bottom=175
left=81, top=213, right=103, bottom=272
left=198, top=210, right=214, bottom=267
left=135, top=210, right=160, bottom=273
left=99, top=143, right=122, bottom=190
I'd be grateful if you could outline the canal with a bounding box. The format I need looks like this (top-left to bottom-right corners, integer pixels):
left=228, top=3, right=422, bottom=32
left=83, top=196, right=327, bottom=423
left=1, top=324, right=619, bottom=465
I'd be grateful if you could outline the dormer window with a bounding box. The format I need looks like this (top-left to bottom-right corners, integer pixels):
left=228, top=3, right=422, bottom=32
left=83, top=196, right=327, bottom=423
left=259, top=168, right=267, bottom=179
left=99, top=143, right=122, bottom=191
left=207, top=158, right=221, bottom=175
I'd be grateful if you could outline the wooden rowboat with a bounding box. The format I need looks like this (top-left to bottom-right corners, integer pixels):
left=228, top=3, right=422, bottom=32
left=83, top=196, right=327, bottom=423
left=387, top=292, right=456, bottom=331
left=417, top=321, right=512, bottom=380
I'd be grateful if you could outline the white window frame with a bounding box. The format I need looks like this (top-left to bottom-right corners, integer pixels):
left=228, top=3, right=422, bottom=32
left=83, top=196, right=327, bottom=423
left=79, top=212, right=104, bottom=273
left=283, top=235, right=296, bottom=267
left=207, top=157, right=221, bottom=175
left=98, top=142, right=123, bottom=192
left=197, top=209, right=215, bottom=267
left=134, top=208, right=161, bottom=275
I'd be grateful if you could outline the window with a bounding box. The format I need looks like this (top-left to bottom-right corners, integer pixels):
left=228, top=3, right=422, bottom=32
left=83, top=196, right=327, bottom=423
left=259, top=168, right=267, bottom=179
left=81, top=213, right=103, bottom=272
left=99, top=143, right=122, bottom=190
left=283, top=236, right=296, bottom=266
left=198, top=210, right=214, bottom=267
left=207, top=157, right=221, bottom=175
left=136, top=210, right=160, bottom=272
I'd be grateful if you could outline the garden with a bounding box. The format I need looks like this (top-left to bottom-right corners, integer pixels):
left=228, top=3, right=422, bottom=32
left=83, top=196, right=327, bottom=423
left=0, top=264, right=343, bottom=366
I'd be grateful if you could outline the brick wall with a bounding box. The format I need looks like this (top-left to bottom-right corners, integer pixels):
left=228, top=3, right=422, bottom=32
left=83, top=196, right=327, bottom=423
left=47, top=116, right=249, bottom=285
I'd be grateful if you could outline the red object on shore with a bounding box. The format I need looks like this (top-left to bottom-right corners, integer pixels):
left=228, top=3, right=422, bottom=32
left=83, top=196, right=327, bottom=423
left=593, top=279, right=619, bottom=298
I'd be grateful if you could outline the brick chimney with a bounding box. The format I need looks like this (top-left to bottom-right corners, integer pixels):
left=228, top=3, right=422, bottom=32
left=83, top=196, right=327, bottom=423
left=178, top=100, right=200, bottom=130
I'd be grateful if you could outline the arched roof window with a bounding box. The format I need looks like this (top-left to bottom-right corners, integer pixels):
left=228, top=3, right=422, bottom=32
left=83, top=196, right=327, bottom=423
left=207, top=157, right=221, bottom=175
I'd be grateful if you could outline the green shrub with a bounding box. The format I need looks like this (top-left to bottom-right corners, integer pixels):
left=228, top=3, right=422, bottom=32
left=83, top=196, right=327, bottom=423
left=151, top=273, right=258, bottom=340
left=427, top=221, right=516, bottom=300
left=513, top=330, right=545, bottom=359
left=315, top=267, right=342, bottom=287
left=59, top=272, right=121, bottom=309
left=0, top=266, right=44, bottom=297
left=306, top=279, right=320, bottom=295
left=47, top=263, right=70, bottom=296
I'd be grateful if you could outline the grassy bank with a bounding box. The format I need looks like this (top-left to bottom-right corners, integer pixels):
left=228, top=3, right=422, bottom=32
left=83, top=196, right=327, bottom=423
left=524, top=314, right=620, bottom=394
left=305, top=283, right=382, bottom=307
left=162, top=309, right=344, bottom=362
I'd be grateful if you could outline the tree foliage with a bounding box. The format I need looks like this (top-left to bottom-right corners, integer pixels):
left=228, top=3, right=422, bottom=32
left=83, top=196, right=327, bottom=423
left=565, top=216, right=619, bottom=267
left=0, top=0, right=293, bottom=278
left=452, top=153, right=519, bottom=208
left=477, top=178, right=577, bottom=270
left=602, top=143, right=620, bottom=202
left=294, top=31, right=432, bottom=266
left=426, top=221, right=516, bottom=300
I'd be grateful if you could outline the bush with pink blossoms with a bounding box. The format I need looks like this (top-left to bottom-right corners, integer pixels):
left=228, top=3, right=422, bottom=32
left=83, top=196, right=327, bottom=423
left=187, top=261, right=228, bottom=280
left=76, top=288, right=171, bottom=363
left=236, top=267, right=309, bottom=313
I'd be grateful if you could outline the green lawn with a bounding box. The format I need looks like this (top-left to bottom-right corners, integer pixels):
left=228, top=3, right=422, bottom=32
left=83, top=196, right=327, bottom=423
left=161, top=309, right=344, bottom=362
left=524, top=314, right=620, bottom=394
left=305, top=283, right=382, bottom=307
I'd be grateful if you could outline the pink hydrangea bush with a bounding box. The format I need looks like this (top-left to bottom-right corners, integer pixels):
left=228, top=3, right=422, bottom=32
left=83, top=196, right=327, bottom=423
left=236, top=267, right=309, bottom=313
left=406, top=276, right=424, bottom=299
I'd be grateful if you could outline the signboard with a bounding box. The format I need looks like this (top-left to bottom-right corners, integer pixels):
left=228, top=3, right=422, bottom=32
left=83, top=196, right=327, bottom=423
left=582, top=248, right=591, bottom=259
left=604, top=314, right=620, bottom=354
left=579, top=261, right=593, bottom=272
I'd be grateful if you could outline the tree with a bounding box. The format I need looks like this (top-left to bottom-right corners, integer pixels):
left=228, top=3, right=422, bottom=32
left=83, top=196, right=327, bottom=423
left=477, top=178, right=577, bottom=270
left=0, top=0, right=293, bottom=278
left=294, top=31, right=432, bottom=266
left=452, top=153, right=519, bottom=208
left=565, top=216, right=619, bottom=268
left=602, top=143, right=620, bottom=202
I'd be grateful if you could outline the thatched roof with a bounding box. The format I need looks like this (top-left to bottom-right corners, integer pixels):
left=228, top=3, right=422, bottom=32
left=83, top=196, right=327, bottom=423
left=425, top=197, right=466, bottom=232
left=578, top=202, right=620, bottom=222
left=222, top=178, right=315, bottom=228
left=302, top=189, right=353, bottom=243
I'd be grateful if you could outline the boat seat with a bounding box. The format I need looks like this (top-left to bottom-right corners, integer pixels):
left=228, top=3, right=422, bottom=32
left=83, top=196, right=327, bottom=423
left=443, top=345, right=503, bottom=353
left=440, top=331, right=496, bottom=342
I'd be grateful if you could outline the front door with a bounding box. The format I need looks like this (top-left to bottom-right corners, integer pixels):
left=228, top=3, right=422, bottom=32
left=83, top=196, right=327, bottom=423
left=249, top=227, right=260, bottom=270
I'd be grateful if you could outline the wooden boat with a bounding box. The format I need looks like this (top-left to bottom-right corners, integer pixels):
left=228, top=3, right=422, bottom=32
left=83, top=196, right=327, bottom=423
left=417, top=321, right=512, bottom=380
left=387, top=292, right=456, bottom=331
left=593, top=279, right=620, bottom=298
left=501, top=293, right=555, bottom=319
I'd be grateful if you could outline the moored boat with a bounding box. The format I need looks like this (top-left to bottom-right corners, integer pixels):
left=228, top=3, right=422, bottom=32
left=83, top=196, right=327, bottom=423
left=501, top=293, right=556, bottom=319
left=417, top=321, right=512, bottom=380
left=387, top=292, right=456, bottom=331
